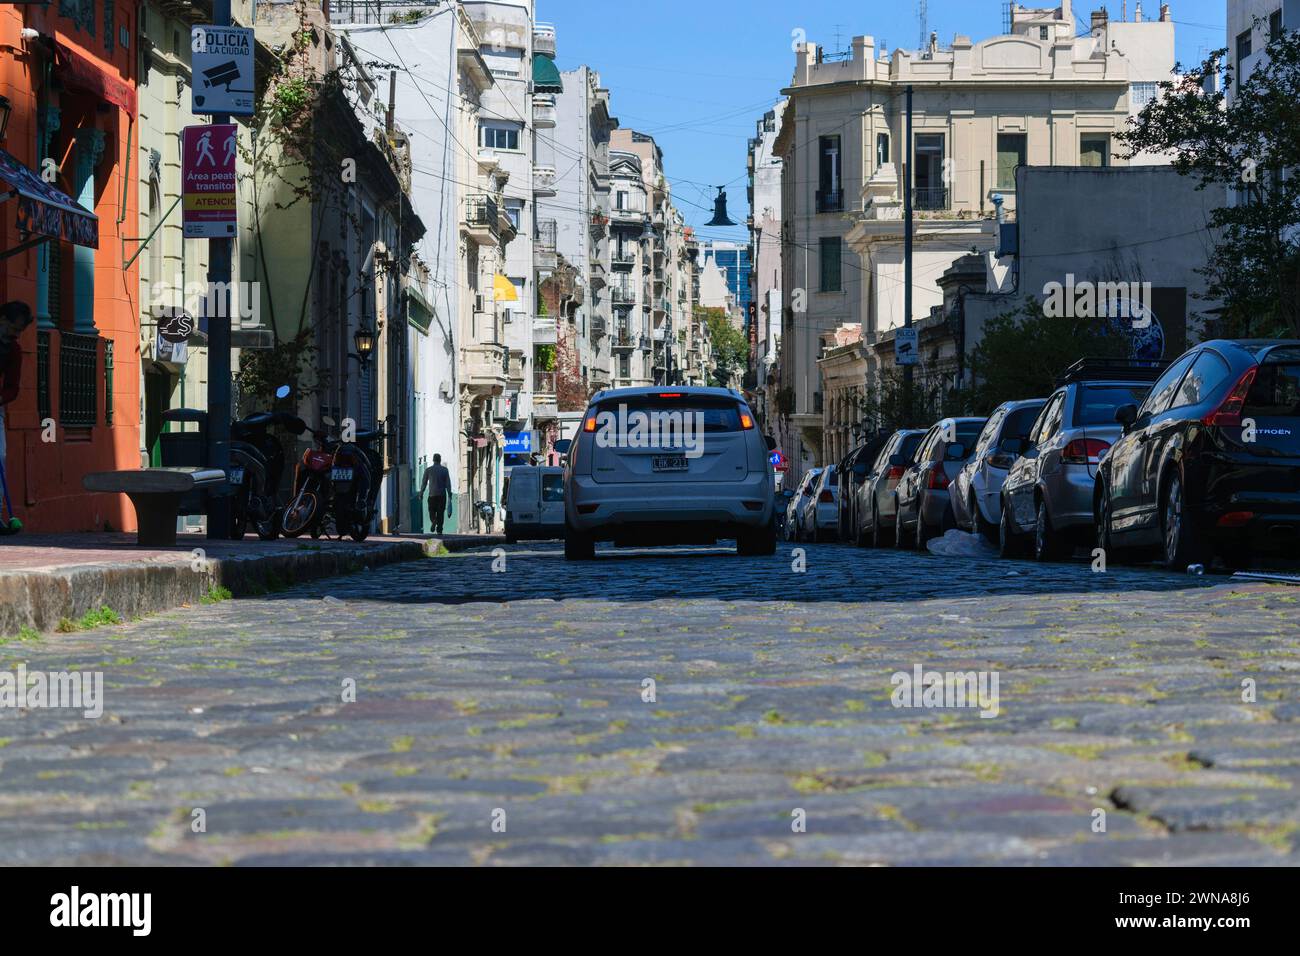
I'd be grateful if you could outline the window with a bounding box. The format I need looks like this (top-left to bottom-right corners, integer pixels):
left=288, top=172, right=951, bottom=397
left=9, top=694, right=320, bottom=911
left=504, top=199, right=523, bottom=230
left=876, top=132, right=890, bottom=169
left=818, top=237, right=842, bottom=292
left=1236, top=29, right=1252, bottom=74
left=1173, top=350, right=1232, bottom=409
left=996, top=133, right=1025, bottom=188
left=480, top=46, right=523, bottom=77
left=1140, top=352, right=1198, bottom=417
left=1080, top=135, right=1110, bottom=168
left=818, top=135, right=842, bottom=211
left=480, top=122, right=521, bottom=150
left=974, top=408, right=1007, bottom=457
left=1039, top=26, right=1049, bottom=40
left=1130, top=82, right=1157, bottom=109
left=1269, top=9, right=1283, bottom=42
left=616, top=190, right=628, bottom=210
left=1029, top=393, right=1064, bottom=445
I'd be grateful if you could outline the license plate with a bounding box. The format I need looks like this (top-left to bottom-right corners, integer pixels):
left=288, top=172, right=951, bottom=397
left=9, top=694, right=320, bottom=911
left=652, top=456, right=688, bottom=472
left=331, top=468, right=353, bottom=481
left=228, top=468, right=244, bottom=485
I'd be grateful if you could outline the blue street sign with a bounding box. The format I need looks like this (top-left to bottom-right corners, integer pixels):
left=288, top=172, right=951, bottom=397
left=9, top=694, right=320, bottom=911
left=504, top=431, right=532, bottom=454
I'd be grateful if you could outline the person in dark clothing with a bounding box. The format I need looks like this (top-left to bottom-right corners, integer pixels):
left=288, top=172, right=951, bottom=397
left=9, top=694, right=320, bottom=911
left=0, top=302, right=35, bottom=479
left=419, top=453, right=453, bottom=534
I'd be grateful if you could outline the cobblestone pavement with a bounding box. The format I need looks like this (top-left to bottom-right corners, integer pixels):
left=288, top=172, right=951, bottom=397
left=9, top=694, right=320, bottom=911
left=2, top=540, right=1298, bottom=866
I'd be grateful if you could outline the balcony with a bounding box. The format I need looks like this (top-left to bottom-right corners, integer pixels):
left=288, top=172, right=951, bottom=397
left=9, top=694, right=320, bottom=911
left=533, top=316, right=557, bottom=345
left=533, top=370, right=557, bottom=396
left=533, top=164, right=557, bottom=197
left=611, top=248, right=636, bottom=268
left=913, top=187, right=950, bottom=211
left=611, top=283, right=636, bottom=305
left=816, top=188, right=844, bottom=213
left=610, top=205, right=644, bottom=224
left=462, top=194, right=500, bottom=245
left=590, top=316, right=607, bottom=339
left=534, top=218, right=557, bottom=271
left=462, top=343, right=508, bottom=394
left=533, top=22, right=556, bottom=56
left=533, top=94, right=557, bottom=129
left=611, top=327, right=635, bottom=350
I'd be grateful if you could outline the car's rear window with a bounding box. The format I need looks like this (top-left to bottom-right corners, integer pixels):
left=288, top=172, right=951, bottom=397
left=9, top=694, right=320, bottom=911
left=825, top=469, right=838, bottom=486
left=899, top=433, right=924, bottom=459
left=1245, top=362, right=1300, bottom=417
left=1073, top=385, right=1151, bottom=426
left=955, top=422, right=983, bottom=443
left=541, top=475, right=564, bottom=501
left=592, top=397, right=743, bottom=433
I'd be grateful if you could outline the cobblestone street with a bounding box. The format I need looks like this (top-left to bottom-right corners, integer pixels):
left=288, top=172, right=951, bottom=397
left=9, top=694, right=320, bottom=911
left=2, top=542, right=1299, bottom=866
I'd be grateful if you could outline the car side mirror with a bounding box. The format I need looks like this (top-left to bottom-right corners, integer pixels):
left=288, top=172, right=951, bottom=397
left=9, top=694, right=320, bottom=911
left=888, top=453, right=906, bottom=468
left=1114, top=403, right=1139, bottom=430
left=782, top=489, right=795, bottom=499
left=853, top=462, right=869, bottom=479
left=764, top=435, right=777, bottom=451
left=944, top=442, right=967, bottom=461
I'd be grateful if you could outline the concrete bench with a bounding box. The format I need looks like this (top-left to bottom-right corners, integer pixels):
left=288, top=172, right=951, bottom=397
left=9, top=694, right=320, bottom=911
left=83, top=468, right=227, bottom=546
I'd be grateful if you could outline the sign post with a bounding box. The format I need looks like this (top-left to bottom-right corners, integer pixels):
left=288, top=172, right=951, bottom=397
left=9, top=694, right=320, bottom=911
left=190, top=7, right=251, bottom=539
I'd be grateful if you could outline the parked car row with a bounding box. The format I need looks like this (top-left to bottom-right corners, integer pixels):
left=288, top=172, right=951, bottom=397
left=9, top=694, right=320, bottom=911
left=800, top=340, right=1300, bottom=572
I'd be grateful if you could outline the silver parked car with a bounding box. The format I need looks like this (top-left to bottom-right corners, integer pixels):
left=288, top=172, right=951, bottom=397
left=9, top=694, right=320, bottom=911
left=999, top=361, right=1163, bottom=561
left=950, top=399, right=1047, bottom=542
left=894, top=417, right=987, bottom=550
left=799, top=464, right=839, bottom=542
left=854, top=429, right=926, bottom=547
left=785, top=467, right=822, bottom=541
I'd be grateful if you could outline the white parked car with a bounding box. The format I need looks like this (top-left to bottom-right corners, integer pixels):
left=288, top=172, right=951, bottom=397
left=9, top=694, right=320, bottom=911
left=799, top=464, right=839, bottom=542
left=563, top=387, right=777, bottom=559
left=503, top=465, right=566, bottom=543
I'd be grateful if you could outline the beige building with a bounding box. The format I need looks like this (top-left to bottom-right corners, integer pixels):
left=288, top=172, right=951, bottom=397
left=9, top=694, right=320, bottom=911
left=774, top=1, right=1176, bottom=479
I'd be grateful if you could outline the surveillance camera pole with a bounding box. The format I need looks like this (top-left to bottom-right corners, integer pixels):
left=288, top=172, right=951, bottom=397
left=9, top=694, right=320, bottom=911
left=205, top=0, right=234, bottom=539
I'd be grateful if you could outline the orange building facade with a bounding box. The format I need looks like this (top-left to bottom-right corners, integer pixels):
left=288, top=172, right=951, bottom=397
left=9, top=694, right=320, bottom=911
left=1, top=1, right=140, bottom=532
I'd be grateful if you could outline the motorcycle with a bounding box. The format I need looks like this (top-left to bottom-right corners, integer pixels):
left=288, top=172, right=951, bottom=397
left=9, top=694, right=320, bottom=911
left=281, top=417, right=386, bottom=542
left=472, top=499, right=496, bottom=535
left=329, top=425, right=385, bottom=543
left=228, top=409, right=308, bottom=540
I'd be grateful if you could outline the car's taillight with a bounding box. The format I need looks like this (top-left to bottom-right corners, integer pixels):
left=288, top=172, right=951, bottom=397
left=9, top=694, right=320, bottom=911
left=986, top=451, right=1016, bottom=469
left=658, top=393, right=683, bottom=398
left=818, top=489, right=834, bottom=503
left=1062, top=438, right=1110, bottom=465
left=926, top=467, right=948, bottom=490
left=1217, top=511, right=1255, bottom=528
left=1203, top=367, right=1258, bottom=428
left=886, top=466, right=905, bottom=480
left=739, top=412, right=754, bottom=429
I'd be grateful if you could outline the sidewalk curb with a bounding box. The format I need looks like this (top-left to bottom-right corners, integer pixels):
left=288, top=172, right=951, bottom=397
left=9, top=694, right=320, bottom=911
left=0, top=535, right=502, bottom=636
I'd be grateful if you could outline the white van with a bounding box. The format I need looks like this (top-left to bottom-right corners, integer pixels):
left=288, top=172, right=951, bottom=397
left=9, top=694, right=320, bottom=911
left=504, top=465, right=566, bottom=543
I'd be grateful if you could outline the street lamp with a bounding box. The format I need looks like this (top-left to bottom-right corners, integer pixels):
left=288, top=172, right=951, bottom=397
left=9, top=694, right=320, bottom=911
left=351, top=319, right=378, bottom=366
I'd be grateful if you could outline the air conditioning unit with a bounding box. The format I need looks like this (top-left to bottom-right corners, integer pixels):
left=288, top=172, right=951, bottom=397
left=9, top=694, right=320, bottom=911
left=494, top=392, right=518, bottom=421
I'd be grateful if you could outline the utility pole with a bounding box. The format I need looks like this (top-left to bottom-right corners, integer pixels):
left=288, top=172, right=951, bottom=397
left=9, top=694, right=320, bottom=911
left=205, top=0, right=233, bottom=539
left=902, top=84, right=913, bottom=425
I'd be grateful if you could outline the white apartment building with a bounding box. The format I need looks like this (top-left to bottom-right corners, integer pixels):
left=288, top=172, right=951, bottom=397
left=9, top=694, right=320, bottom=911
left=748, top=101, right=785, bottom=428
left=775, top=2, right=1176, bottom=478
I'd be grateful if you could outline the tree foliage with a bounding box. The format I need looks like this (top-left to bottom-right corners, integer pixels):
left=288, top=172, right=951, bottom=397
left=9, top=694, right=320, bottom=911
left=698, top=307, right=747, bottom=387
left=1118, top=26, right=1300, bottom=338
left=963, top=298, right=1128, bottom=414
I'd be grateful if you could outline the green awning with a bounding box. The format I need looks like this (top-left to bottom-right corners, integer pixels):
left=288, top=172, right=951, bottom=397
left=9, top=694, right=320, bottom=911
left=532, top=53, right=563, bottom=93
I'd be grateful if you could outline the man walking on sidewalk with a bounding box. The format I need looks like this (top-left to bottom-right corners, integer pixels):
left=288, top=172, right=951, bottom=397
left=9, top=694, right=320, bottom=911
left=419, top=454, right=453, bottom=535
left=0, top=302, right=35, bottom=483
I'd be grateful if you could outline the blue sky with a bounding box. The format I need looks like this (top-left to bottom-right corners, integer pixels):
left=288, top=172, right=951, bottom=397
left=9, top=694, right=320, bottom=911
left=542, top=0, right=1230, bottom=240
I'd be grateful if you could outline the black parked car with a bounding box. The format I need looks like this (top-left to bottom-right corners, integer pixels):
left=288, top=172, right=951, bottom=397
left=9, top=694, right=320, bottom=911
left=837, top=433, right=891, bottom=543
left=1095, top=340, right=1300, bottom=569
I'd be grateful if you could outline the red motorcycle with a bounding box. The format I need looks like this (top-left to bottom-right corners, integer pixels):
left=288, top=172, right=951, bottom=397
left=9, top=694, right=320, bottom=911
left=280, top=420, right=344, bottom=539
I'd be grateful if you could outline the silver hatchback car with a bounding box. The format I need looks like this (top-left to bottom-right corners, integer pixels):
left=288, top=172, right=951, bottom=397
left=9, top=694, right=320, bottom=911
left=999, top=362, right=1162, bottom=561
left=564, top=387, right=777, bottom=559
